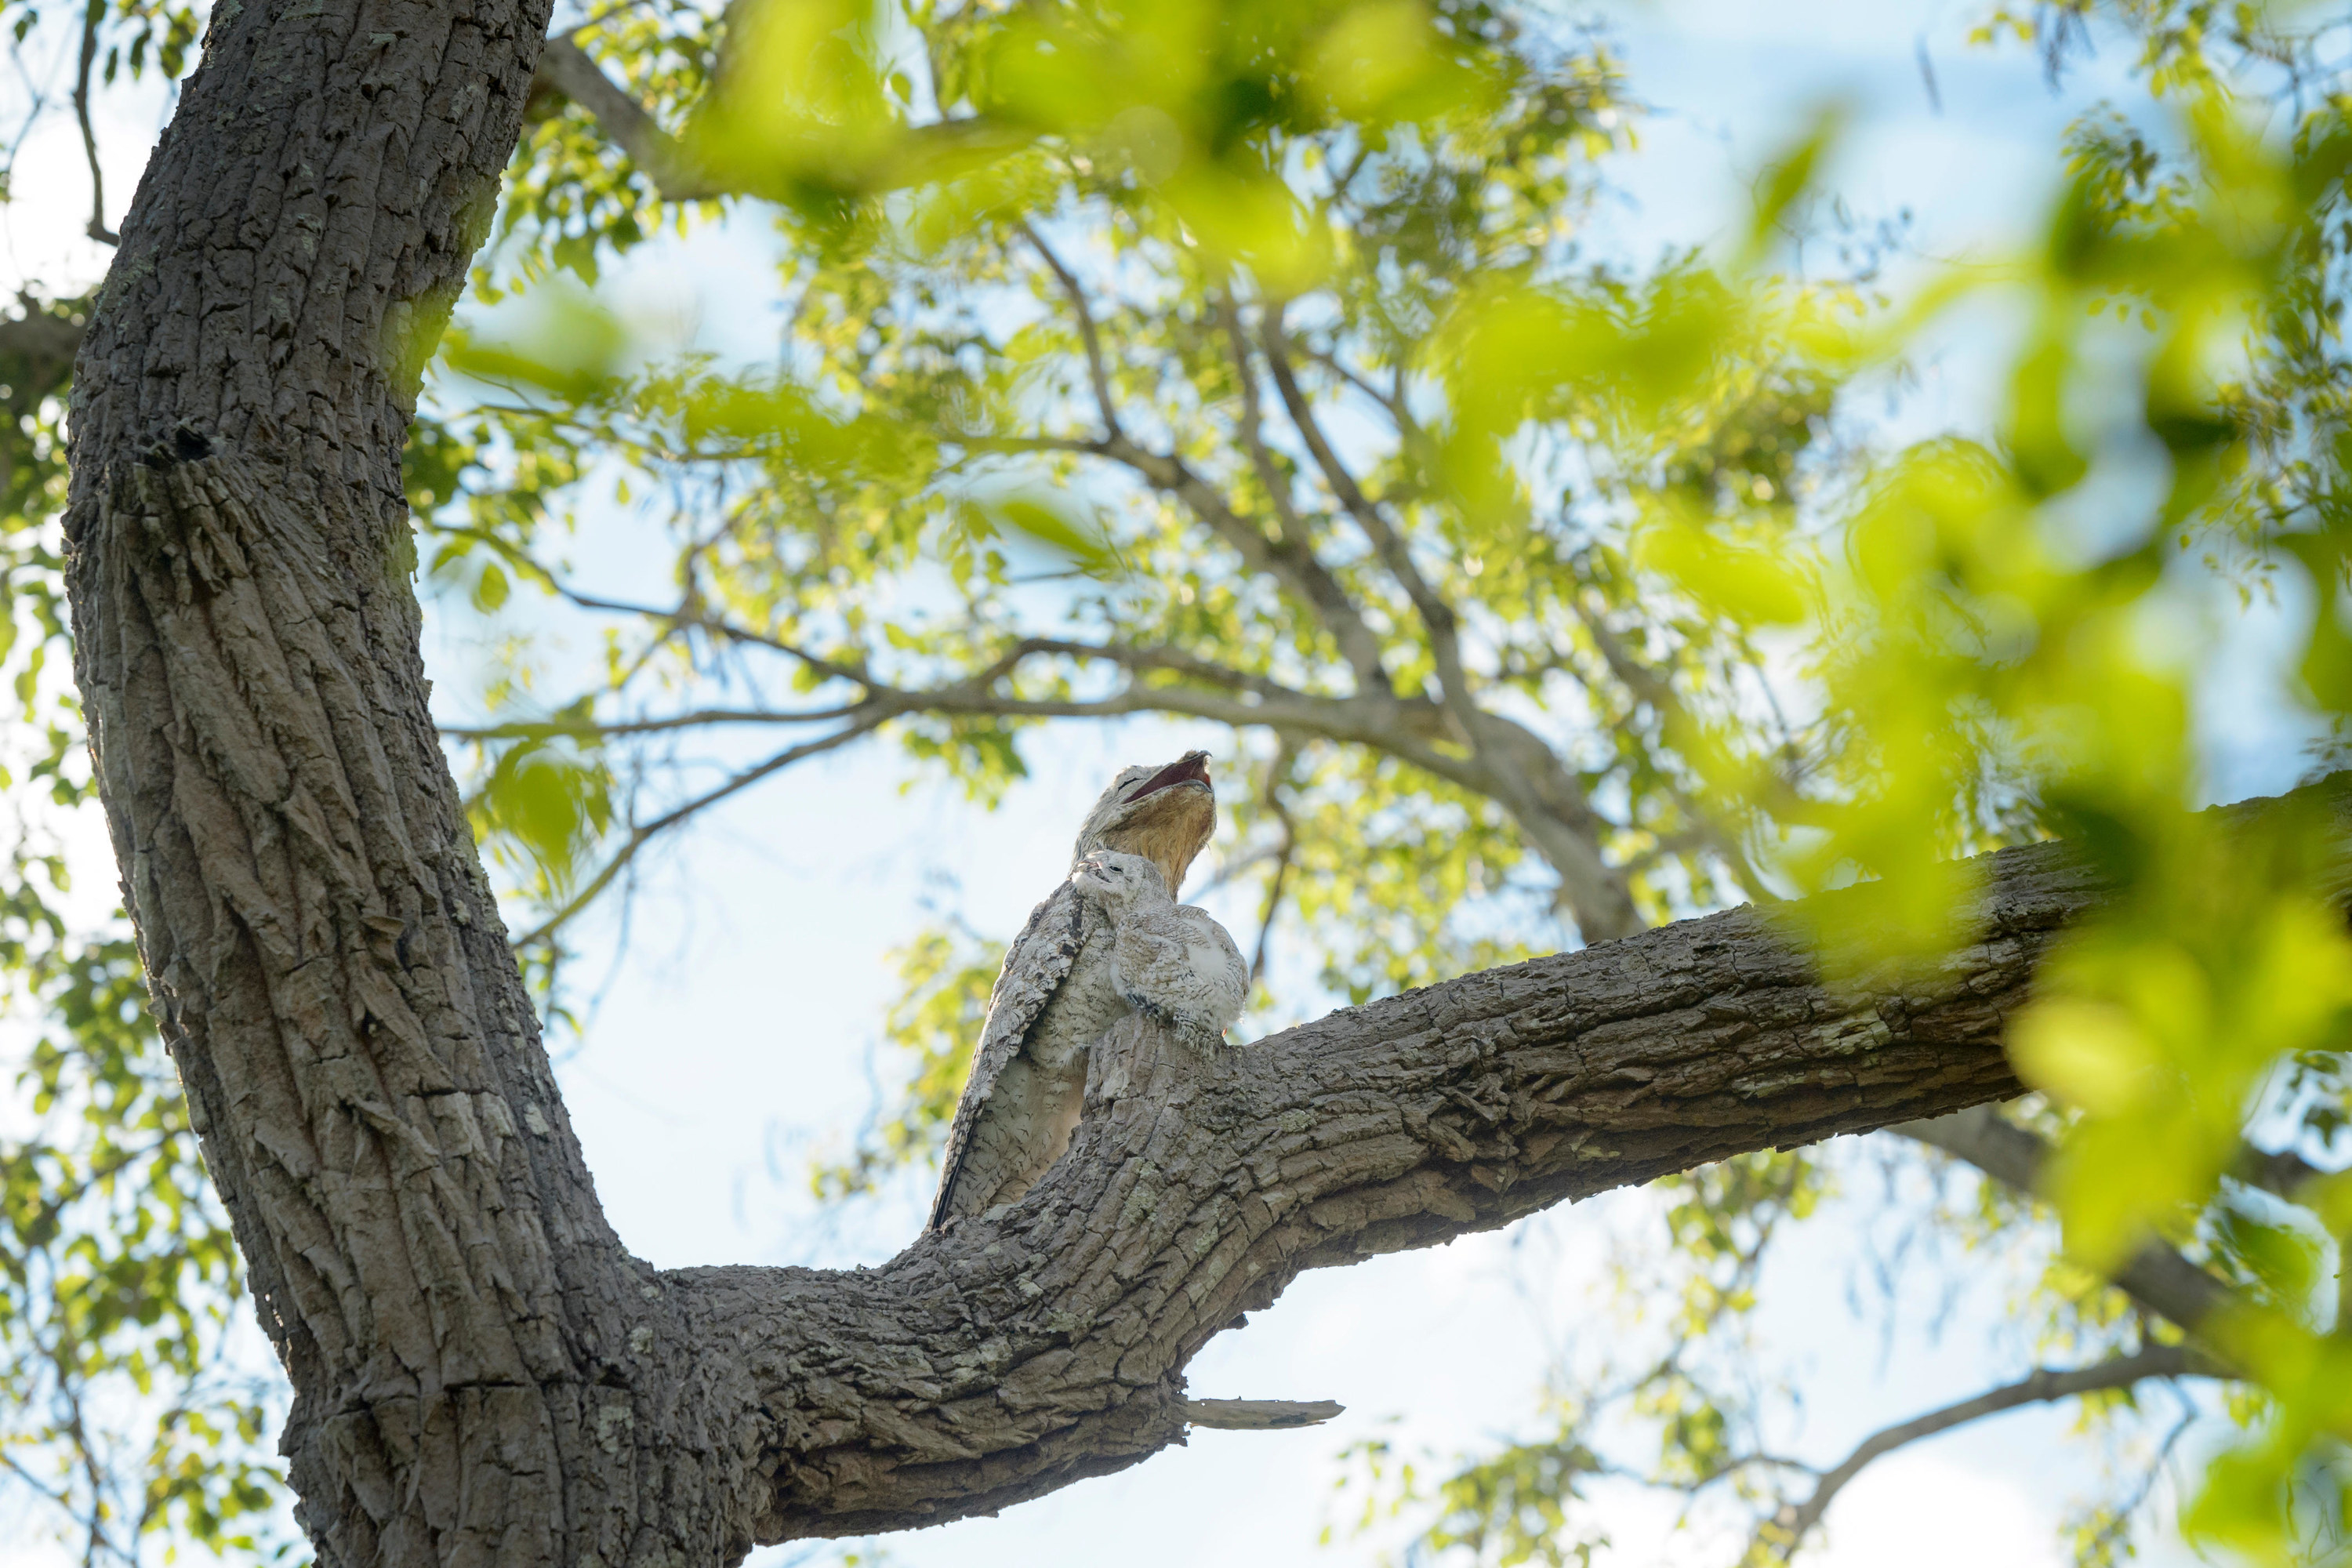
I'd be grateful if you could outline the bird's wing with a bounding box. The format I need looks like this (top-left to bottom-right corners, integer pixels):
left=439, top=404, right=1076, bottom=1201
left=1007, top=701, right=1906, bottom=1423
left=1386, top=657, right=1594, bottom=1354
left=927, top=879, right=1088, bottom=1229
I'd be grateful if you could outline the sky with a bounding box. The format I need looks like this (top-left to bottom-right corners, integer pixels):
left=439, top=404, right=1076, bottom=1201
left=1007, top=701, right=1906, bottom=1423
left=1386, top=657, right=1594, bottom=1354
left=0, top=0, right=2328, bottom=1565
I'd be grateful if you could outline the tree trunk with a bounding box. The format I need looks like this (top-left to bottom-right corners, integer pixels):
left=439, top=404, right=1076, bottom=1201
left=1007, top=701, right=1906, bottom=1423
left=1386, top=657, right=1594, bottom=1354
left=57, top=0, right=2342, bottom=1560
left=63, top=0, right=760, bottom=1562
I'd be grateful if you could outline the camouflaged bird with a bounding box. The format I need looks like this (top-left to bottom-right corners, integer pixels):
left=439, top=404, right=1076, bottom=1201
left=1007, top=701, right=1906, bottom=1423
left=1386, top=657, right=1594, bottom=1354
left=927, top=752, right=1221, bottom=1229
left=1075, top=851, right=1247, bottom=1051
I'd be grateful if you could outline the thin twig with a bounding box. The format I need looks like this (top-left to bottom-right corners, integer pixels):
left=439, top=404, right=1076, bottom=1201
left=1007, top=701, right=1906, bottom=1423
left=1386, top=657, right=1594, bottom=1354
left=964, top=423, right=1393, bottom=694
left=2071, top=1403, right=2198, bottom=1567
left=532, top=33, right=1027, bottom=202
left=1020, top=220, right=1123, bottom=440
left=1250, top=736, right=1301, bottom=984
left=511, top=721, right=886, bottom=948
left=1216, top=292, right=1312, bottom=546
left=1294, top=335, right=1421, bottom=443
left=73, top=0, right=116, bottom=245
left=1749, top=1346, right=2202, bottom=1564
left=441, top=704, right=871, bottom=742
left=1568, top=601, right=1774, bottom=901
left=550, top=583, right=873, bottom=686
left=1895, top=1106, right=2236, bottom=1336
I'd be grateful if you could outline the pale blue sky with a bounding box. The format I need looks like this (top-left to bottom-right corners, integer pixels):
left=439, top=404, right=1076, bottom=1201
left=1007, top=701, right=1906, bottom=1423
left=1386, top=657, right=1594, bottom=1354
left=435, top=6, right=2255, bottom=1568
left=1, top=1, right=2319, bottom=1564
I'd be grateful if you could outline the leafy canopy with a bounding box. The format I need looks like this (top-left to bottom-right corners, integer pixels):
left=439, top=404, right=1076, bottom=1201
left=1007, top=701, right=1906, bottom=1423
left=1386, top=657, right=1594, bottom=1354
left=2, top=0, right=2352, bottom=1563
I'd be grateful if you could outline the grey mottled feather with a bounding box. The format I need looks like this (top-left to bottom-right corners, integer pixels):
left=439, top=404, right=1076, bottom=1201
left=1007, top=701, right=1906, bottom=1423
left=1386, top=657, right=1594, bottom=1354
left=927, top=880, right=1088, bottom=1230
left=1113, top=902, right=1248, bottom=1045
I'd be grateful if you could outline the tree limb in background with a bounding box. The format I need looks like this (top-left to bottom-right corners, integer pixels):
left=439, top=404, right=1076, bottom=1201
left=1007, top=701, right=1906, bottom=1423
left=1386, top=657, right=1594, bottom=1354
left=530, top=34, right=1028, bottom=202
left=71, top=0, right=116, bottom=245
left=1748, top=1345, right=2207, bottom=1565
left=533, top=36, right=721, bottom=201
left=1263, top=307, right=1639, bottom=940
left=510, top=720, right=887, bottom=949
left=1021, top=220, right=1126, bottom=442
left=1896, top=1105, right=2235, bottom=1334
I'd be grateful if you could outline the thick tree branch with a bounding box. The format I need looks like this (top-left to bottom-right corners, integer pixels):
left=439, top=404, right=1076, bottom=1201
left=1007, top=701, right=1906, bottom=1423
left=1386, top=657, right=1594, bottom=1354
left=2235, top=1139, right=2336, bottom=1198
left=1751, top=1345, right=2202, bottom=1563
left=60, top=0, right=784, bottom=1554
left=679, top=821, right=2194, bottom=1540
left=60, top=3, right=2352, bottom=1552
left=0, top=296, right=89, bottom=372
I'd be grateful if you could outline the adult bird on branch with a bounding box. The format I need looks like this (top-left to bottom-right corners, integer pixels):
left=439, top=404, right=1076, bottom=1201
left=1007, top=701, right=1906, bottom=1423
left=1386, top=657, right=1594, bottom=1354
left=928, top=752, right=1224, bottom=1226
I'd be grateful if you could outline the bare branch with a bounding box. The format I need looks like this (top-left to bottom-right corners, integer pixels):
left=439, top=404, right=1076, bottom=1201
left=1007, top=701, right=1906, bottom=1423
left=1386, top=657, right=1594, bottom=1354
left=1021, top=221, right=1123, bottom=441
left=72, top=0, right=116, bottom=245
left=1294, top=336, right=1417, bottom=436
left=885, top=677, right=1501, bottom=806
left=956, top=420, right=1394, bottom=697
left=1574, top=601, right=1682, bottom=717
left=532, top=34, right=1029, bottom=203
left=1250, top=737, right=1302, bottom=983
left=551, top=582, right=873, bottom=687
left=1006, top=636, right=1301, bottom=701
left=441, top=705, right=870, bottom=741
left=2073, top=1405, right=2199, bottom=1566
left=1568, top=603, right=1776, bottom=902
left=1895, top=1105, right=2235, bottom=1334
left=1261, top=308, right=1403, bottom=551
left=1751, top=1346, right=2204, bottom=1564
left=1263, top=307, right=1637, bottom=941
left=1216, top=292, right=1312, bottom=547
left=510, top=720, right=884, bottom=948
left=1178, top=1398, right=1343, bottom=1430
left=484, top=633, right=1388, bottom=949
left=1112, top=431, right=1396, bottom=696
left=454, top=631, right=1592, bottom=875
left=533, top=36, right=721, bottom=201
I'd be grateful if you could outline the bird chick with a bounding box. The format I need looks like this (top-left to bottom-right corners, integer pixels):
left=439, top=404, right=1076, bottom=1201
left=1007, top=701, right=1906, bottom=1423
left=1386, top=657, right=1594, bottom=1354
left=1073, top=851, right=1249, bottom=1050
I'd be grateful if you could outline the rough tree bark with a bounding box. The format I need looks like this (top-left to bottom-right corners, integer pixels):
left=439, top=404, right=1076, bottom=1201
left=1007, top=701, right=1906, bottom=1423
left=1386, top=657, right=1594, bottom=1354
left=55, top=0, right=2348, bottom=1563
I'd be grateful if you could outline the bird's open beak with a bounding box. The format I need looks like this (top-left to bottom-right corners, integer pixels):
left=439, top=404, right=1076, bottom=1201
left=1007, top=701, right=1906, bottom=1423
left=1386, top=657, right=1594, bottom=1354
left=1125, top=750, right=1212, bottom=802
